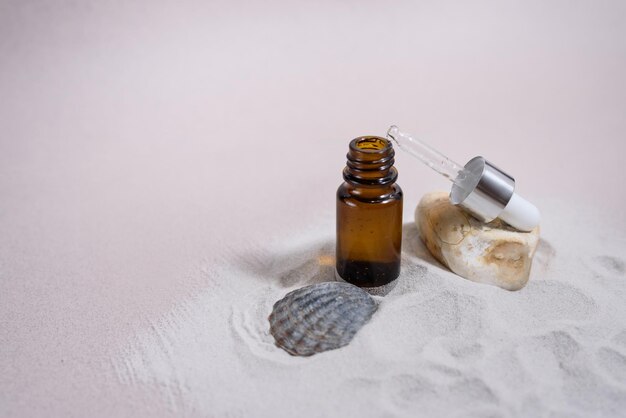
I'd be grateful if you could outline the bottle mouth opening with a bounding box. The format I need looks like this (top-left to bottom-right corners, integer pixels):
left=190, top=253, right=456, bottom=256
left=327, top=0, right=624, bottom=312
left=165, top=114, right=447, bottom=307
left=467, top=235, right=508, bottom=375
left=351, top=136, right=391, bottom=153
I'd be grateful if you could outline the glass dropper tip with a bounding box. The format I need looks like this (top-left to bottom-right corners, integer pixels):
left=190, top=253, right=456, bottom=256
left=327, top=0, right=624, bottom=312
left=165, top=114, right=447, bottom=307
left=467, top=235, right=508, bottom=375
left=386, top=125, right=400, bottom=144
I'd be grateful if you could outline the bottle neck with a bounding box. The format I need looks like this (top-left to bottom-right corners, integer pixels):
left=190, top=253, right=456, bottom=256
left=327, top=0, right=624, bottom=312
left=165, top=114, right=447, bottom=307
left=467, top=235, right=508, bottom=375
left=343, top=136, right=398, bottom=186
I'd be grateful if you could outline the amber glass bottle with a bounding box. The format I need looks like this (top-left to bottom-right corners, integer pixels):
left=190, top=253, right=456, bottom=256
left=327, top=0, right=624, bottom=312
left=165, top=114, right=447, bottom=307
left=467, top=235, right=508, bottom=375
left=336, top=136, right=403, bottom=288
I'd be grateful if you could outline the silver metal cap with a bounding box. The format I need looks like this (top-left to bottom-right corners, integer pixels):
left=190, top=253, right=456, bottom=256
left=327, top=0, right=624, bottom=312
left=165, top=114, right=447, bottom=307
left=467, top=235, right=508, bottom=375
left=450, top=156, right=515, bottom=223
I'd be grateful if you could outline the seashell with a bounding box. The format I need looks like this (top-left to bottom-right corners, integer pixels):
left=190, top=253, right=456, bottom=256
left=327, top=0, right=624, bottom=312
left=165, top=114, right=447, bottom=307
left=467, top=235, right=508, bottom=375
left=268, top=281, right=377, bottom=356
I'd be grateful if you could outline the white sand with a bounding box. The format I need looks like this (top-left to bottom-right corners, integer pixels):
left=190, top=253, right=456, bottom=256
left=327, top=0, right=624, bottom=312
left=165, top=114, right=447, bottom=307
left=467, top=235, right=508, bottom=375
left=112, top=199, right=626, bottom=417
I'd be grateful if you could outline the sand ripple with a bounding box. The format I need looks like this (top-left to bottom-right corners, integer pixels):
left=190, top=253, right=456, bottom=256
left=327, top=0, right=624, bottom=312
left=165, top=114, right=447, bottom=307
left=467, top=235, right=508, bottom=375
left=597, top=347, right=626, bottom=385
left=110, top=216, right=626, bottom=417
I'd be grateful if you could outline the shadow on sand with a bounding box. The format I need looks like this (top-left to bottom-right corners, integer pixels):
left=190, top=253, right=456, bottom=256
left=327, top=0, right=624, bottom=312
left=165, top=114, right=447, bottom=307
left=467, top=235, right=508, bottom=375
left=232, top=222, right=447, bottom=291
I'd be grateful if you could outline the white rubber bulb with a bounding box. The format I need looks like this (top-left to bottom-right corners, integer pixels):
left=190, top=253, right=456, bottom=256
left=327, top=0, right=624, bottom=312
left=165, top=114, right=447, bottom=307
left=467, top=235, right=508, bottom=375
left=499, top=193, right=541, bottom=232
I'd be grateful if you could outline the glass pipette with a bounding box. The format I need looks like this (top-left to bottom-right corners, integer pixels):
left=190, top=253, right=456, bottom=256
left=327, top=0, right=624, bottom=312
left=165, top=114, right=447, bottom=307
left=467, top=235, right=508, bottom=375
left=387, top=125, right=540, bottom=232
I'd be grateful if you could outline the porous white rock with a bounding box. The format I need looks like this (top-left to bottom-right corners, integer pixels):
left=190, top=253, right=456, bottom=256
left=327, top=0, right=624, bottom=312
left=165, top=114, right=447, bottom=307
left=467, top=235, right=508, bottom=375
left=416, top=191, right=540, bottom=291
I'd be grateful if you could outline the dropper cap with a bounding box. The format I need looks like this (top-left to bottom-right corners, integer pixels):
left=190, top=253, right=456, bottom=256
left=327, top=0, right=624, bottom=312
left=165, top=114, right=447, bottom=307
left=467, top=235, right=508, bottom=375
left=387, top=126, right=540, bottom=232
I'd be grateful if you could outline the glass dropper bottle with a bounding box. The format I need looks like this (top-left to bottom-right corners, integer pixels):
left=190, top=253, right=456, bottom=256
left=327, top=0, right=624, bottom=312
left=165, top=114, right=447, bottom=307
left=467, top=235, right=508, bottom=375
left=387, top=125, right=540, bottom=232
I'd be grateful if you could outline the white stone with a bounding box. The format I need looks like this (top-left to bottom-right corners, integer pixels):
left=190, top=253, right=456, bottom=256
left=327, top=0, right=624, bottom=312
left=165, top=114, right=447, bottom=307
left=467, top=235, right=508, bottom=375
left=416, top=191, right=540, bottom=291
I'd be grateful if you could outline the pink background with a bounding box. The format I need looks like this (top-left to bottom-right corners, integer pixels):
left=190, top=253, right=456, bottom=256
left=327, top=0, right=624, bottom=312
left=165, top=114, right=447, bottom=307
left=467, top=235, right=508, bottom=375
left=1, top=1, right=625, bottom=416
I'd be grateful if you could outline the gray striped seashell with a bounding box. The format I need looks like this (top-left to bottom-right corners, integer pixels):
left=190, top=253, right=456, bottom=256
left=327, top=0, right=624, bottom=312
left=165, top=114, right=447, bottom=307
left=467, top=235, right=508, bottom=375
left=268, top=281, right=377, bottom=356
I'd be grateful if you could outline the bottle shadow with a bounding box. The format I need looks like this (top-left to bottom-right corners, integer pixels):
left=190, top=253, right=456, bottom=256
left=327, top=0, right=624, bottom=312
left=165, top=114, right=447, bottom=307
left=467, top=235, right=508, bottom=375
left=231, top=220, right=556, bottom=295
left=232, top=223, right=447, bottom=290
